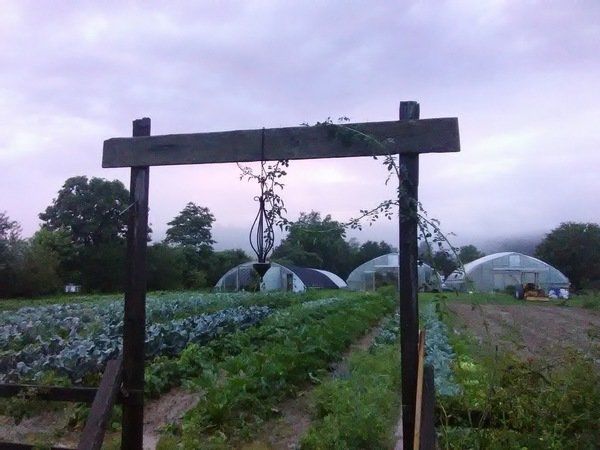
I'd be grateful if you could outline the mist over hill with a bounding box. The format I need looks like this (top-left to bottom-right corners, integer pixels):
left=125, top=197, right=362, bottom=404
left=476, top=233, right=545, bottom=257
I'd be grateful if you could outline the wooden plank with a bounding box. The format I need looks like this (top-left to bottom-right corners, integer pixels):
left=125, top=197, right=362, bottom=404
left=77, top=358, right=123, bottom=450
left=420, top=364, right=437, bottom=450
left=0, top=384, right=97, bottom=403
left=0, top=443, right=73, bottom=450
left=121, top=118, right=150, bottom=450
left=413, top=330, right=426, bottom=450
left=398, top=100, right=421, bottom=450
left=102, top=118, right=459, bottom=168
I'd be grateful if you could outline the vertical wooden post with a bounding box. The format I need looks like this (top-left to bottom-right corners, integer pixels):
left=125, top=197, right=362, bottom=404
left=420, top=364, right=437, bottom=450
left=121, top=118, right=150, bottom=450
left=399, top=100, right=420, bottom=450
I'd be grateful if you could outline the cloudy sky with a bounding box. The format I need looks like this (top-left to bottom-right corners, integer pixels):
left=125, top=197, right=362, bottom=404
left=2, top=0, right=599, bottom=253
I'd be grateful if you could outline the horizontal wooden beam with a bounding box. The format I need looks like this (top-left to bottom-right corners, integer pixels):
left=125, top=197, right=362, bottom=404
left=0, top=383, right=98, bottom=403
left=0, top=443, right=73, bottom=450
left=103, top=118, right=459, bottom=168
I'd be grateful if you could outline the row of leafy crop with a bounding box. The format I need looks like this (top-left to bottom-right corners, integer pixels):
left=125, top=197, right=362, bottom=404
left=1, top=305, right=273, bottom=384
left=437, top=301, right=600, bottom=448
left=367, top=300, right=460, bottom=396
left=300, top=342, right=401, bottom=449
left=0, top=290, right=337, bottom=384
left=151, top=292, right=394, bottom=448
left=0, top=291, right=305, bottom=352
left=0, top=292, right=240, bottom=351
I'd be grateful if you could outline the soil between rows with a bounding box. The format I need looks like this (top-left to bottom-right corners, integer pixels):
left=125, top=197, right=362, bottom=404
left=446, top=302, right=600, bottom=364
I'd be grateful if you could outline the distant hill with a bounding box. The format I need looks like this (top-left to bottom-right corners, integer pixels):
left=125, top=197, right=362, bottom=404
left=476, top=233, right=544, bottom=257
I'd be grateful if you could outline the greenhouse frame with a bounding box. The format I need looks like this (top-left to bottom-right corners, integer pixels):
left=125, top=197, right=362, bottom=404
left=214, top=261, right=347, bottom=292
left=444, top=252, right=570, bottom=292
left=346, top=252, right=440, bottom=291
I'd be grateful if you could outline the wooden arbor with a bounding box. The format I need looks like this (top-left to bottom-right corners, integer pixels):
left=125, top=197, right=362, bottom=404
left=103, top=101, right=459, bottom=449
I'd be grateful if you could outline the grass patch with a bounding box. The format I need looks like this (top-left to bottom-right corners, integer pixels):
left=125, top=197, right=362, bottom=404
left=420, top=291, right=523, bottom=306
left=565, top=292, right=600, bottom=310
left=437, top=298, right=600, bottom=449
left=300, top=343, right=401, bottom=450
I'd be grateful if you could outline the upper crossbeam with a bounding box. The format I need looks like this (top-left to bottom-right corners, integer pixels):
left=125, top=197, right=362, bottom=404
left=102, top=118, right=459, bottom=168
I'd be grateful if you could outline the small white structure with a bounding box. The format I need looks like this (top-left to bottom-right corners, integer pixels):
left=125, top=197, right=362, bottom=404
left=214, top=262, right=347, bottom=293
left=64, top=283, right=81, bottom=293
left=444, top=252, right=569, bottom=292
left=346, top=253, right=439, bottom=291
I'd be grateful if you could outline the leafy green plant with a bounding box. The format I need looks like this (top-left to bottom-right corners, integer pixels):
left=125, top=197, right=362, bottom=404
left=166, top=292, right=394, bottom=446
left=300, top=344, right=401, bottom=450
left=439, top=336, right=600, bottom=448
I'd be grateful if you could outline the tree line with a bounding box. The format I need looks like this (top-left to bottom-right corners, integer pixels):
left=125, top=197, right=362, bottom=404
left=2, top=176, right=599, bottom=298
left=0, top=177, right=392, bottom=297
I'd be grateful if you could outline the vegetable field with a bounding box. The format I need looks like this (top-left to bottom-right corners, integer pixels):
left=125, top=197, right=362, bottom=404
left=1, top=290, right=599, bottom=449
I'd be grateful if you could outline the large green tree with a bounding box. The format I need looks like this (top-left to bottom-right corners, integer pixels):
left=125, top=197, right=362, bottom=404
left=272, top=211, right=353, bottom=277
left=458, top=245, right=485, bottom=264
left=0, top=213, right=24, bottom=297
left=419, top=241, right=458, bottom=277
left=536, top=222, right=600, bottom=289
left=355, top=240, right=394, bottom=266
left=0, top=213, right=62, bottom=297
left=39, top=176, right=130, bottom=246
left=0, top=212, right=21, bottom=265
left=147, top=243, right=187, bottom=291
left=165, top=203, right=215, bottom=253
left=38, top=176, right=135, bottom=292
left=206, top=249, right=251, bottom=286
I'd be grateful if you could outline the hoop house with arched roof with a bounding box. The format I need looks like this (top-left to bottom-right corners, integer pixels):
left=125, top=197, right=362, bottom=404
left=346, top=252, right=439, bottom=291
left=444, top=252, right=569, bottom=292
left=214, top=261, right=346, bottom=293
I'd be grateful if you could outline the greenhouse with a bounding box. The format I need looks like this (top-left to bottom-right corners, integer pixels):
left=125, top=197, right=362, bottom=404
left=346, top=252, right=439, bottom=291
left=214, top=261, right=347, bottom=292
left=444, top=252, right=570, bottom=292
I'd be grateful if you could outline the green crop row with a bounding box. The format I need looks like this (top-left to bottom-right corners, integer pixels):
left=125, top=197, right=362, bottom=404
left=154, top=291, right=394, bottom=448
left=300, top=343, right=401, bottom=450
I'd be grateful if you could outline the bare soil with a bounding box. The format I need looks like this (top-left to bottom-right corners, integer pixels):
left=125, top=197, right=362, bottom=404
left=0, top=387, right=200, bottom=449
left=143, top=387, right=202, bottom=449
left=447, top=303, right=600, bottom=363
left=0, top=409, right=77, bottom=446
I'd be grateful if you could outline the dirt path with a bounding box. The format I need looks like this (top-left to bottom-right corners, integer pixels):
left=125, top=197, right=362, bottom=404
left=0, top=409, right=78, bottom=446
left=0, top=387, right=200, bottom=449
left=241, top=321, right=386, bottom=450
left=142, top=387, right=201, bottom=449
left=447, top=303, right=600, bottom=363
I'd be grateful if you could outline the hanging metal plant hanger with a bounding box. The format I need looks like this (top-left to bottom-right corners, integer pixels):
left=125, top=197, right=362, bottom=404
left=249, top=128, right=277, bottom=279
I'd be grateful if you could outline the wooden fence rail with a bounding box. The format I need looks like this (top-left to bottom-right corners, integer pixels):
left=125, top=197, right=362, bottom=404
left=0, top=358, right=123, bottom=450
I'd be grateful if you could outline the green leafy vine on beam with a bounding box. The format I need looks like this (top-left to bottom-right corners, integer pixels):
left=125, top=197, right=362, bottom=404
left=237, top=118, right=467, bottom=278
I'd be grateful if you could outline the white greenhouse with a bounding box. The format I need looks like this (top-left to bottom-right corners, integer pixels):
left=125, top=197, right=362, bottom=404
left=444, top=252, right=570, bottom=292
left=214, top=261, right=347, bottom=293
left=346, top=253, right=439, bottom=291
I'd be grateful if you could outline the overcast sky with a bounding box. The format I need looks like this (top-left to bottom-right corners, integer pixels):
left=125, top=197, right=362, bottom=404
left=2, top=0, right=599, bottom=253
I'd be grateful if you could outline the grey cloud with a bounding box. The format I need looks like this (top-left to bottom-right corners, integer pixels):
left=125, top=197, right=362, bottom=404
left=1, top=0, right=599, bottom=249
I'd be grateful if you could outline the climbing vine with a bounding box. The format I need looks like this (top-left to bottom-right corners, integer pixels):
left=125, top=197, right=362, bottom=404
left=237, top=118, right=465, bottom=277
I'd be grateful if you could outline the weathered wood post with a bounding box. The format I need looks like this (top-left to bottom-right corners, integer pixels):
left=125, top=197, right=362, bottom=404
left=420, top=364, right=437, bottom=449
left=122, top=118, right=150, bottom=450
left=399, top=101, right=420, bottom=449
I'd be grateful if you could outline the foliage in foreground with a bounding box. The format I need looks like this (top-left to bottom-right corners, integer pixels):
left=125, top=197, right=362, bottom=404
left=300, top=344, right=400, bottom=450
left=156, top=292, right=394, bottom=448
left=440, top=336, right=600, bottom=449
left=0, top=291, right=307, bottom=384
